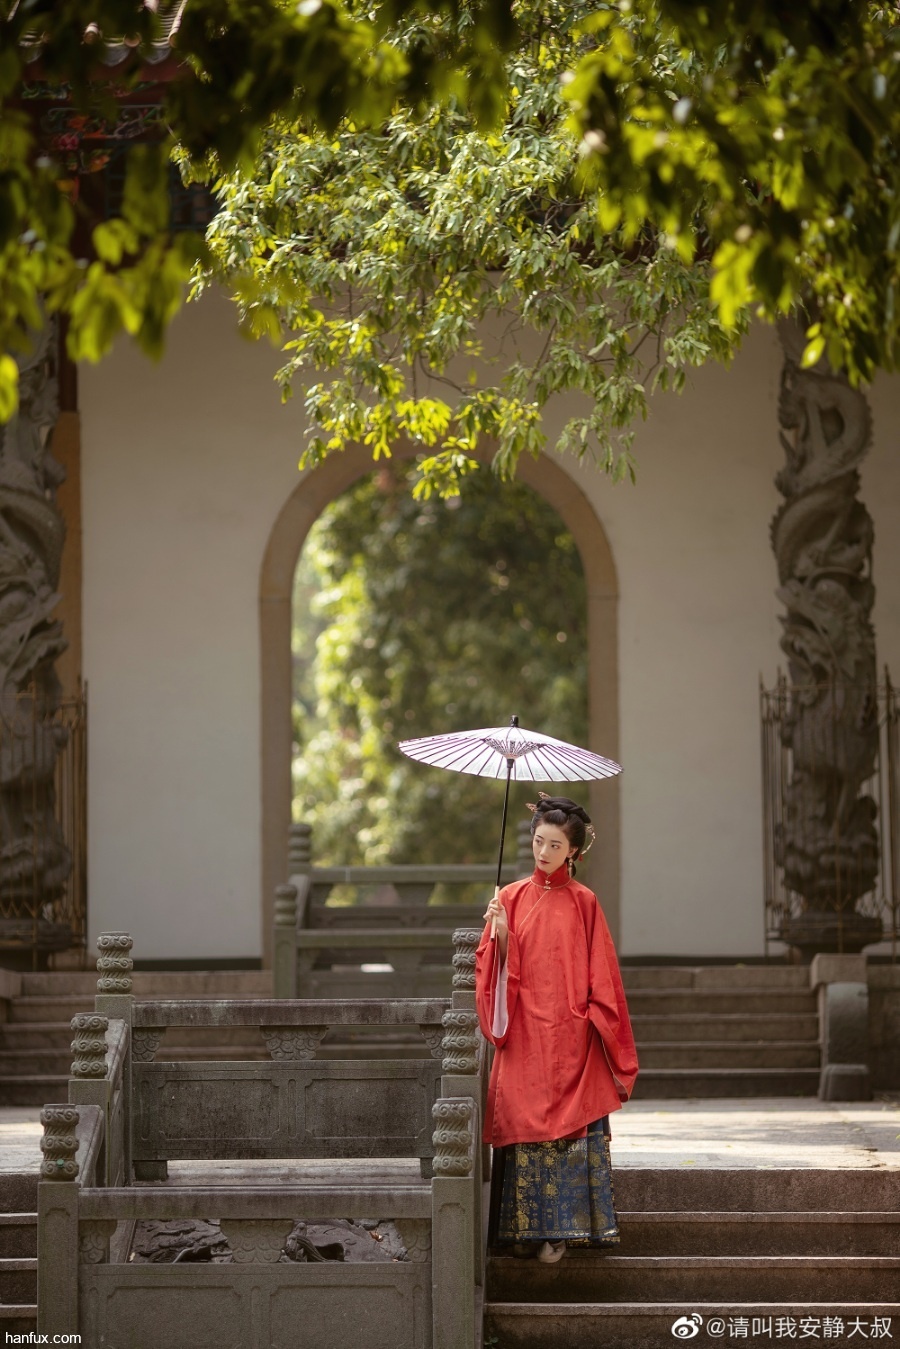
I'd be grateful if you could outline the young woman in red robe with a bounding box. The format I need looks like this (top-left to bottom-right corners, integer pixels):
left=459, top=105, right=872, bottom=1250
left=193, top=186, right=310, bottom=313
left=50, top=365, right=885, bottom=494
left=475, top=795, right=638, bottom=1264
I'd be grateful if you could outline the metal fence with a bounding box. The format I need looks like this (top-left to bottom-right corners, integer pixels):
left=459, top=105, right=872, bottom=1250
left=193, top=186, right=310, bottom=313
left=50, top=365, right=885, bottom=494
left=0, top=685, right=87, bottom=965
left=761, top=670, right=898, bottom=959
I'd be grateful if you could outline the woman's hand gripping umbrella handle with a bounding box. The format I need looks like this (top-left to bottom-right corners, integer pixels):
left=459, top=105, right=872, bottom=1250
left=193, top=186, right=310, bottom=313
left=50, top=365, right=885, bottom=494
left=484, top=887, right=504, bottom=941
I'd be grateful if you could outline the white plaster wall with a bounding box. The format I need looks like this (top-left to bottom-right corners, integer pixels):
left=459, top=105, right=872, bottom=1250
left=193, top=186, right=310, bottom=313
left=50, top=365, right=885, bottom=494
left=81, top=292, right=304, bottom=958
left=80, top=294, right=900, bottom=959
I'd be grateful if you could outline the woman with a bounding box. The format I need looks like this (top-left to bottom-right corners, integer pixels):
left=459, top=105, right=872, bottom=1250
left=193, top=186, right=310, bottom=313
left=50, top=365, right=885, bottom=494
left=475, top=795, right=638, bottom=1264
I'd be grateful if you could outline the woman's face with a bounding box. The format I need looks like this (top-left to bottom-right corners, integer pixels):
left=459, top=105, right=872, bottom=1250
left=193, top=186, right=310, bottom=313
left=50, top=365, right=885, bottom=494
left=532, top=821, right=577, bottom=873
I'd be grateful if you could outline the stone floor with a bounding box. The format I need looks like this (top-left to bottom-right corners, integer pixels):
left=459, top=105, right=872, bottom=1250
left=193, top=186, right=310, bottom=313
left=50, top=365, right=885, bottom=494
left=3, top=1095, right=899, bottom=1175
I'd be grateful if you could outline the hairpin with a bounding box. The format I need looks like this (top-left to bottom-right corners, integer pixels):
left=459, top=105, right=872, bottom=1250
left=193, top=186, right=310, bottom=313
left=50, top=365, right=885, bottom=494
left=582, top=823, right=597, bottom=856
left=525, top=791, right=552, bottom=814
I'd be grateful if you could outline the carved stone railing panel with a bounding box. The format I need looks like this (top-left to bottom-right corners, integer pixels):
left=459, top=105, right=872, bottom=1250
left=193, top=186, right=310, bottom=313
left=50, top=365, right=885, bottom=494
left=132, top=1028, right=165, bottom=1062
left=40, top=1104, right=80, bottom=1181
left=219, top=1218, right=295, bottom=1263
left=96, top=932, right=133, bottom=994
left=260, top=1026, right=327, bottom=1060
left=418, top=1026, right=444, bottom=1059
left=79, top=1219, right=116, bottom=1265
left=431, top=1098, right=475, bottom=1178
left=441, top=1010, right=478, bottom=1076
left=70, top=1013, right=109, bottom=1079
left=395, top=1218, right=432, bottom=1263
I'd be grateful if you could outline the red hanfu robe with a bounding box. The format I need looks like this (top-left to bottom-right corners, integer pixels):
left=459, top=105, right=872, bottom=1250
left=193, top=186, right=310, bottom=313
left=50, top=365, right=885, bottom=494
left=475, top=864, right=638, bottom=1147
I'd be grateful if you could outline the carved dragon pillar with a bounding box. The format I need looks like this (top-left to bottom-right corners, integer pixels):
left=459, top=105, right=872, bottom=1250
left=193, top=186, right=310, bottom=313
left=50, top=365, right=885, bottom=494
left=0, top=322, right=71, bottom=958
left=772, top=320, right=881, bottom=956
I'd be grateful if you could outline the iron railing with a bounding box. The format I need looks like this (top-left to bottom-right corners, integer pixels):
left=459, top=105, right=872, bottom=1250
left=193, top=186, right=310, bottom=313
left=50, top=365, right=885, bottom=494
left=0, top=684, right=87, bottom=965
left=761, top=670, right=898, bottom=959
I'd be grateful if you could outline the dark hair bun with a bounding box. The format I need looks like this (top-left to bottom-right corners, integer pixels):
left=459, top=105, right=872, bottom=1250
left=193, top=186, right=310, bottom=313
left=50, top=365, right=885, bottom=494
left=532, top=795, right=592, bottom=826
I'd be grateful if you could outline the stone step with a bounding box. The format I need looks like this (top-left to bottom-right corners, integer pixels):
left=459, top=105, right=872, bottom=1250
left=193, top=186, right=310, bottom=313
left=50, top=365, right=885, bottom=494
left=631, top=1068, right=820, bottom=1098
left=0, top=1257, right=36, bottom=1305
left=0, top=1074, right=66, bottom=1107
left=0, top=1214, right=37, bottom=1259
left=19, top=970, right=272, bottom=996
left=0, top=1305, right=37, bottom=1336
left=631, top=1012, right=819, bottom=1042
left=7, top=995, right=95, bottom=1023
left=613, top=1169, right=897, bottom=1213
left=622, top=966, right=810, bottom=990
left=0, top=1176, right=38, bottom=1213
left=614, top=1211, right=900, bottom=1257
left=485, top=1303, right=900, bottom=1349
left=635, top=1042, right=820, bottom=1070
left=625, top=990, right=816, bottom=1015
left=487, top=1254, right=900, bottom=1303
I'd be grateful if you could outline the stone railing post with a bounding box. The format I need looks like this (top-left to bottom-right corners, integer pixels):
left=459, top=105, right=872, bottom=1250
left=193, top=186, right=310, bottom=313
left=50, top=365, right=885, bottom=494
left=432, top=1098, right=477, bottom=1349
left=37, top=1105, right=80, bottom=1336
left=95, top=932, right=133, bottom=1018
left=451, top=928, right=478, bottom=1012
left=70, top=1014, right=108, bottom=1080
left=288, top=821, right=313, bottom=873
left=273, top=883, right=299, bottom=999
left=94, top=932, right=134, bottom=1181
left=811, top=953, right=872, bottom=1100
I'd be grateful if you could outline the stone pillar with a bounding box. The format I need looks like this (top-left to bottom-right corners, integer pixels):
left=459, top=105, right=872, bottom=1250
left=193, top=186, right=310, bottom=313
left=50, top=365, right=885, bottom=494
left=773, top=321, right=881, bottom=956
left=516, top=819, right=533, bottom=875
left=811, top=953, right=872, bottom=1100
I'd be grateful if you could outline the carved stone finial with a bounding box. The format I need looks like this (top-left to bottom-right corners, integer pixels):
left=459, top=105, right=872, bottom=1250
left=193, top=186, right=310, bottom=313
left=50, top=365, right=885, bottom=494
left=441, top=1009, right=479, bottom=1075
left=274, top=884, right=298, bottom=927
left=288, top=822, right=312, bottom=869
left=432, top=1098, right=475, bottom=1177
left=40, top=1104, right=80, bottom=1181
left=451, top=928, right=479, bottom=992
left=70, top=1013, right=109, bottom=1078
left=96, top=932, right=133, bottom=994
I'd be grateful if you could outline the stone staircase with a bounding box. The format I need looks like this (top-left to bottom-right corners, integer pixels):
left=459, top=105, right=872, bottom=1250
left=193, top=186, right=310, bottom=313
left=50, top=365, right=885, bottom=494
left=485, top=1168, right=900, bottom=1348
left=0, top=963, right=821, bottom=1106
left=624, top=965, right=820, bottom=1097
left=0, top=970, right=272, bottom=1106
left=0, top=1173, right=37, bottom=1337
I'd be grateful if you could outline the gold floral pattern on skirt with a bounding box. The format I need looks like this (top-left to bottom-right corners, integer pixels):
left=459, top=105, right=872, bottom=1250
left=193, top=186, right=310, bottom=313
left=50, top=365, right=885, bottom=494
left=495, top=1117, right=618, bottom=1247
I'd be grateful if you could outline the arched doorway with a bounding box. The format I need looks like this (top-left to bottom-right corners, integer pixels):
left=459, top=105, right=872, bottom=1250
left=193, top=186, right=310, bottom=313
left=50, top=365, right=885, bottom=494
left=259, top=442, right=619, bottom=963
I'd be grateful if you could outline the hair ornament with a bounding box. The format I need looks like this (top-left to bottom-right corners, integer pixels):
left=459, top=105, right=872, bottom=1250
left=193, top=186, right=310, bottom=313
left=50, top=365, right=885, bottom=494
left=582, top=823, right=597, bottom=857
left=525, top=791, right=552, bottom=814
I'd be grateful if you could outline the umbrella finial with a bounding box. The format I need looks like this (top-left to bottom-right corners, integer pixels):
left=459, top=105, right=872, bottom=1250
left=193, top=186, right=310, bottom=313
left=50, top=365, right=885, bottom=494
left=510, top=714, right=519, bottom=727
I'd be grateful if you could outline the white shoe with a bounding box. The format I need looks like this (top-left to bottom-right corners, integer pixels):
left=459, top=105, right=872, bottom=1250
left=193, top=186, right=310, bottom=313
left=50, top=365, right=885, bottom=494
left=537, top=1240, right=566, bottom=1264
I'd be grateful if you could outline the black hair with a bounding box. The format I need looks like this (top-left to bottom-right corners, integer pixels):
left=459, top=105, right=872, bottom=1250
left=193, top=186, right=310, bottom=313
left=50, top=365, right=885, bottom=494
left=529, top=795, right=592, bottom=874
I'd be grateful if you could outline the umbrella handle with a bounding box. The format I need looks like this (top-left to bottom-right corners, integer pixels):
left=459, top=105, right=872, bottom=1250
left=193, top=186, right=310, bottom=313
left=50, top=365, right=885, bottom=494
left=490, top=885, right=499, bottom=941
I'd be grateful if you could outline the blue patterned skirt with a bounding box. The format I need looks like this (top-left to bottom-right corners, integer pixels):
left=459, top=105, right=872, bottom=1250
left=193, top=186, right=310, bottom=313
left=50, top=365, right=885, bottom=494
left=492, top=1117, right=619, bottom=1247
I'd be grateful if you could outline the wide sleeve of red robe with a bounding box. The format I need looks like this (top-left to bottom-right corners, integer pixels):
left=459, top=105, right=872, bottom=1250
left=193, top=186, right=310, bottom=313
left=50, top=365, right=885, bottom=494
left=475, top=865, right=638, bottom=1147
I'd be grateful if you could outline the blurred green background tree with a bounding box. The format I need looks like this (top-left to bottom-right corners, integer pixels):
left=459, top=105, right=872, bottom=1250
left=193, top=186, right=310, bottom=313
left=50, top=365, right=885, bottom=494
left=292, top=463, right=587, bottom=865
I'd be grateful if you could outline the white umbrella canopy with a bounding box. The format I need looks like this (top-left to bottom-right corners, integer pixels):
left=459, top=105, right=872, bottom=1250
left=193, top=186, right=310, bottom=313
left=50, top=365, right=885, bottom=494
left=398, top=722, right=621, bottom=782
left=398, top=715, right=622, bottom=892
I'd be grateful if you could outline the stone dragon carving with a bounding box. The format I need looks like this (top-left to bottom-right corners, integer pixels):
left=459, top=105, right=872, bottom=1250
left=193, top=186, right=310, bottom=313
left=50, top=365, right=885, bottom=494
left=772, top=321, right=881, bottom=952
left=0, top=321, right=70, bottom=943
